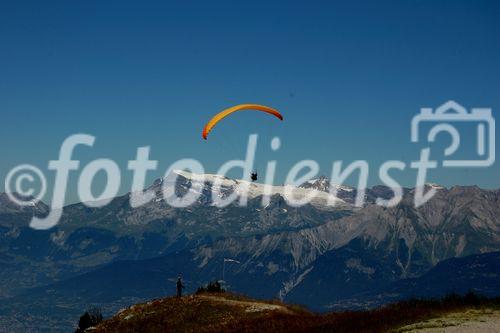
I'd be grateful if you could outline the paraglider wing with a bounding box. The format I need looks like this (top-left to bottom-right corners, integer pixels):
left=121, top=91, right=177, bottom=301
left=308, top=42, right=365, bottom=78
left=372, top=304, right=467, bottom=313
left=202, top=104, right=283, bottom=140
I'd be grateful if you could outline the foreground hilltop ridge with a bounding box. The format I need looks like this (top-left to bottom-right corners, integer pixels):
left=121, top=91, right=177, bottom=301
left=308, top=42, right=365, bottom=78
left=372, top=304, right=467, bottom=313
left=0, top=172, right=499, bottom=331
left=92, top=292, right=500, bottom=333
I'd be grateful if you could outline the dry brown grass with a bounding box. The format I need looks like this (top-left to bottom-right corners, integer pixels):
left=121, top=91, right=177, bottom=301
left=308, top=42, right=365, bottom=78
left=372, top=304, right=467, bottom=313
left=93, top=292, right=500, bottom=333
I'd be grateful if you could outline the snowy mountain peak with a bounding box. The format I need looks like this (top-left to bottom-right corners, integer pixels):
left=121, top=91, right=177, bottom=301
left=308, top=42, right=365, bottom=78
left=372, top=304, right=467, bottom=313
left=425, top=183, right=445, bottom=190
left=150, top=170, right=348, bottom=209
left=299, top=176, right=355, bottom=193
left=0, top=192, right=49, bottom=215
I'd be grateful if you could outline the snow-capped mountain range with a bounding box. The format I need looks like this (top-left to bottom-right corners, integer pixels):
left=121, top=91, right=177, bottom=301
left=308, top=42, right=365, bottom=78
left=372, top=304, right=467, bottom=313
left=0, top=171, right=499, bottom=330
left=145, top=170, right=348, bottom=209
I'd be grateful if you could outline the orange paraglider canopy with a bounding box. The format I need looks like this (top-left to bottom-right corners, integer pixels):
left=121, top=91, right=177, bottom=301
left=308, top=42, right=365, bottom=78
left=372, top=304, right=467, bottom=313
left=202, top=104, right=283, bottom=140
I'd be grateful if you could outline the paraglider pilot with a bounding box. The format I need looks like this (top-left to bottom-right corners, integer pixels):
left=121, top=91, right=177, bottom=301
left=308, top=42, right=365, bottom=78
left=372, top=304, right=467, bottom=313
left=250, top=172, right=258, bottom=182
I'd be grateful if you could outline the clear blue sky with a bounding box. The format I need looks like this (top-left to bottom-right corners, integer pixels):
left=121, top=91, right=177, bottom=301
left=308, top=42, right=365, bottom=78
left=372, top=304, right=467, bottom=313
left=1, top=0, right=499, bottom=204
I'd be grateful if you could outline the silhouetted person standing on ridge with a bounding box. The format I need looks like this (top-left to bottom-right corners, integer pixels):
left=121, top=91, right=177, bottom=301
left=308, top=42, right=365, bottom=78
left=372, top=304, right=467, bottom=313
left=176, top=276, right=184, bottom=297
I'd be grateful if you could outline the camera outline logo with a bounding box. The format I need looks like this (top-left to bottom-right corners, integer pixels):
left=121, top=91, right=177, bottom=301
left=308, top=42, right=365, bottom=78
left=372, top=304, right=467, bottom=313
left=411, top=100, right=495, bottom=167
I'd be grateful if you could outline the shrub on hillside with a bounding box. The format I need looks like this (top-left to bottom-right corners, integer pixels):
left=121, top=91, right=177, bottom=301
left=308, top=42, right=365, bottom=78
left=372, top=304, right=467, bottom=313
left=196, top=280, right=225, bottom=294
left=75, top=306, right=103, bottom=333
